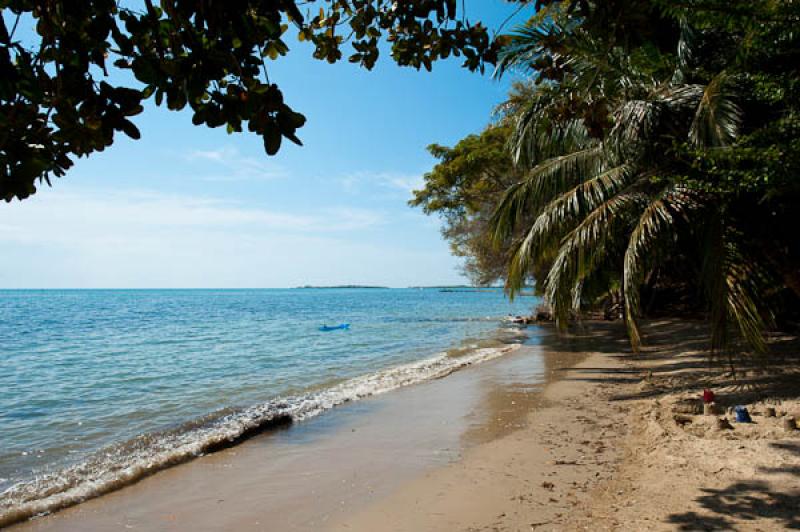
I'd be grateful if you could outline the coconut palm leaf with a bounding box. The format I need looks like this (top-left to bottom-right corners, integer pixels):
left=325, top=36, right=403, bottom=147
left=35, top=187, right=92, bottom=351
left=541, top=192, right=647, bottom=325
left=490, top=145, right=605, bottom=242
left=525, top=164, right=632, bottom=251
left=655, top=84, right=705, bottom=111
left=494, top=21, right=572, bottom=79
left=702, top=216, right=775, bottom=361
left=723, top=247, right=773, bottom=352
left=607, top=99, right=663, bottom=158
left=488, top=6, right=781, bottom=361
left=689, top=71, right=743, bottom=148
left=725, top=252, right=774, bottom=355
left=511, top=111, right=591, bottom=167
left=623, top=185, right=701, bottom=350
left=672, top=17, right=697, bottom=83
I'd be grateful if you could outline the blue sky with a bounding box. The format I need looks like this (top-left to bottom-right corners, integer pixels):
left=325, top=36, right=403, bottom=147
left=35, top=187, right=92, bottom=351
left=0, top=3, right=528, bottom=288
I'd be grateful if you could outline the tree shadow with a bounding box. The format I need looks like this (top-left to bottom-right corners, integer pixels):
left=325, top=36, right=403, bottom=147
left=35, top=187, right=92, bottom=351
left=666, top=480, right=800, bottom=530
left=667, top=430, right=800, bottom=529
left=535, top=319, right=800, bottom=530
left=609, top=369, right=800, bottom=405
left=667, top=511, right=734, bottom=531
left=532, top=319, right=800, bottom=404
left=758, top=441, right=800, bottom=478
left=532, top=320, right=633, bottom=355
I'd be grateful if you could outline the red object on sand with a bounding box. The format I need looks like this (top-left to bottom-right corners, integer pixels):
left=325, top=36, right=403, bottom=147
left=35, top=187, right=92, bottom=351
left=703, top=389, right=715, bottom=404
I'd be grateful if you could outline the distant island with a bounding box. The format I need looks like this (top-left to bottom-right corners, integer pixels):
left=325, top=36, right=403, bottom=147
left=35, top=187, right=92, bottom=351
left=439, top=287, right=502, bottom=293
left=294, top=285, right=389, bottom=289
left=408, top=285, right=535, bottom=293
left=407, top=285, right=499, bottom=290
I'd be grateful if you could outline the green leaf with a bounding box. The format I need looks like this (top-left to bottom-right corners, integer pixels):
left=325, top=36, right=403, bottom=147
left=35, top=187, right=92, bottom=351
left=119, top=119, right=141, bottom=140
left=263, top=127, right=282, bottom=155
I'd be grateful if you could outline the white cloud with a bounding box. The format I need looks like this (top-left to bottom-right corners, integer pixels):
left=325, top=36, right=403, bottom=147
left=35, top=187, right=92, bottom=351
left=337, top=171, right=425, bottom=195
left=0, top=187, right=442, bottom=288
left=384, top=174, right=425, bottom=193
left=320, top=207, right=385, bottom=231
left=184, top=145, right=288, bottom=181
left=188, top=148, right=229, bottom=163
left=0, top=189, right=383, bottom=244
left=0, top=188, right=467, bottom=289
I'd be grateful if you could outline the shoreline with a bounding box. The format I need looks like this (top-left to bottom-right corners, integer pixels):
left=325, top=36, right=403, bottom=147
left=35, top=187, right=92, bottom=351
left=10, top=320, right=799, bottom=530
left=1, top=330, right=529, bottom=529
left=8, top=328, right=549, bottom=530
left=329, top=321, right=632, bottom=531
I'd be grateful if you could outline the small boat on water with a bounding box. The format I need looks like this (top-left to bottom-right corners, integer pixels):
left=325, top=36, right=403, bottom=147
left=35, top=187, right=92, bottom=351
left=319, top=323, right=350, bottom=332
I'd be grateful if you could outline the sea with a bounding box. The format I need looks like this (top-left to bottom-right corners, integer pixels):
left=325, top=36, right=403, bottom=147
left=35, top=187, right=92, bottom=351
left=0, top=288, right=536, bottom=524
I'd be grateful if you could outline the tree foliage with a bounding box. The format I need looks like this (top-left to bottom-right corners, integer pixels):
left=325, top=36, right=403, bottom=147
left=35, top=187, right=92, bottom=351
left=410, top=123, right=531, bottom=285
left=0, top=0, right=502, bottom=201
left=413, top=0, right=798, bottom=353
left=489, top=0, right=800, bottom=353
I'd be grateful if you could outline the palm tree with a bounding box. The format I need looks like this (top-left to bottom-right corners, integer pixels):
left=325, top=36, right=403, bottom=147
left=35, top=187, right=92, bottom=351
left=490, top=10, right=775, bottom=356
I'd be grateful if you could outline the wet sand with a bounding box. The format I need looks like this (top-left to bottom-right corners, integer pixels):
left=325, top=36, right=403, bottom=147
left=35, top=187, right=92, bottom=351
left=13, top=327, right=591, bottom=531
left=332, top=320, right=800, bottom=531
left=329, top=322, right=631, bottom=531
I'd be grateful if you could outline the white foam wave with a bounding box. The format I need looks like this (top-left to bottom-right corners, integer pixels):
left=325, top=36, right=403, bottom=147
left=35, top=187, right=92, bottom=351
left=0, top=343, right=521, bottom=527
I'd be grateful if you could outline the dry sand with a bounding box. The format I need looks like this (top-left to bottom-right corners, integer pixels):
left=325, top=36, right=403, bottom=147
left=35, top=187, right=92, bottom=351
left=331, top=320, right=800, bottom=531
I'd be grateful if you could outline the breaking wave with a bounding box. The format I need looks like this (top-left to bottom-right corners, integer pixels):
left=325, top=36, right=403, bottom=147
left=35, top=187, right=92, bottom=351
left=0, top=342, right=522, bottom=527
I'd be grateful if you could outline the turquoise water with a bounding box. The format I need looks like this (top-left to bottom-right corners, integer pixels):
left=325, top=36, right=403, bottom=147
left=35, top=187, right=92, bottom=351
left=0, top=288, right=534, bottom=522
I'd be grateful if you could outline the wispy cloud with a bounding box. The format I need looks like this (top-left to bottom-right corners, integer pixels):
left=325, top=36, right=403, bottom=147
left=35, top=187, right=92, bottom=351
left=0, top=188, right=456, bottom=288
left=383, top=174, right=425, bottom=193
left=338, top=171, right=425, bottom=195
left=0, top=188, right=384, bottom=247
left=184, top=146, right=288, bottom=182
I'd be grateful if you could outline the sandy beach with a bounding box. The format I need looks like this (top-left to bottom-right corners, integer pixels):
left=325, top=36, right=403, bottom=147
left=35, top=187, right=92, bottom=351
left=4, top=1, right=796, bottom=530
left=10, top=320, right=800, bottom=531
left=334, top=320, right=800, bottom=531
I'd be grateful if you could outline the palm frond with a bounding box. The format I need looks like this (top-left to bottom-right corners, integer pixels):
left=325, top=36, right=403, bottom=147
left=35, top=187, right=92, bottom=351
left=490, top=145, right=605, bottom=243
left=725, top=250, right=774, bottom=355
left=508, top=88, right=593, bottom=167
left=655, top=84, right=705, bottom=110
left=511, top=114, right=591, bottom=167
left=703, top=213, right=729, bottom=356
left=541, top=192, right=647, bottom=326
left=703, top=217, right=774, bottom=359
left=526, top=164, right=632, bottom=250
left=623, top=185, right=700, bottom=350
left=720, top=237, right=775, bottom=356
left=672, top=17, right=697, bottom=83
left=608, top=99, right=662, bottom=158
left=689, top=71, right=742, bottom=148
left=494, top=22, right=570, bottom=79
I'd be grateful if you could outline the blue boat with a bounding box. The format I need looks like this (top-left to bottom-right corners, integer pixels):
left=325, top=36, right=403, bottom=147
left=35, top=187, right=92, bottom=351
left=319, top=323, right=350, bottom=332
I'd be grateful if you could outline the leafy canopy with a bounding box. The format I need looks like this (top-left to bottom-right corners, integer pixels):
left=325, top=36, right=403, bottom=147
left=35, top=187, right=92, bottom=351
left=490, top=0, right=800, bottom=353
left=0, top=0, right=504, bottom=201
left=409, top=0, right=799, bottom=354
left=410, top=123, right=531, bottom=285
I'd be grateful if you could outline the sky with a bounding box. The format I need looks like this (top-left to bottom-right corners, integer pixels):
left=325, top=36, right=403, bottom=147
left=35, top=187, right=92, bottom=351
left=0, top=3, right=529, bottom=288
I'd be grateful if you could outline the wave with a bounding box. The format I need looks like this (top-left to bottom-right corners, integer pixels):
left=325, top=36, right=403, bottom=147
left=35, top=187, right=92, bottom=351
left=0, top=342, right=523, bottom=527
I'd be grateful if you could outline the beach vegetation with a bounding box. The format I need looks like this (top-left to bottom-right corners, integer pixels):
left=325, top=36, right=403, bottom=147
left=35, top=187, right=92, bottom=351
left=410, top=122, right=534, bottom=285
left=415, top=0, right=800, bottom=355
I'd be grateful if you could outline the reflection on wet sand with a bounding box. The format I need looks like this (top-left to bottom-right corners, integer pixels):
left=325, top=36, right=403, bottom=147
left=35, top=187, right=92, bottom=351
left=14, top=327, right=598, bottom=532
left=462, top=336, right=587, bottom=445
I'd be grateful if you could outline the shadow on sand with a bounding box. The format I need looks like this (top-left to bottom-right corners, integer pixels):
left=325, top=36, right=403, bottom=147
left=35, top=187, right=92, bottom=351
left=543, top=319, right=800, bottom=405
left=667, top=441, right=800, bottom=531
left=536, top=318, right=800, bottom=530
